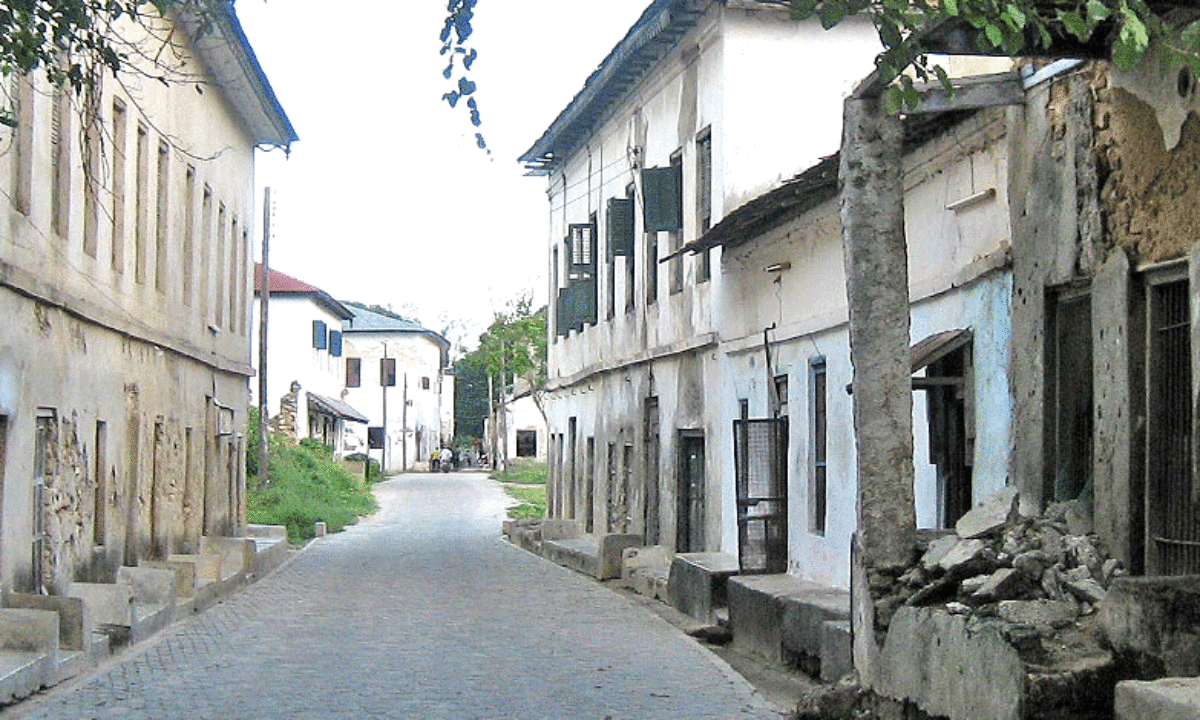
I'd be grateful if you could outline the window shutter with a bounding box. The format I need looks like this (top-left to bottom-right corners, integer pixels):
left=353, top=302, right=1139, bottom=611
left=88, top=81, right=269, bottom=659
left=607, top=198, right=634, bottom=256
left=312, top=320, right=327, bottom=349
left=380, top=357, right=396, bottom=387
left=556, top=286, right=571, bottom=336
left=329, top=330, right=343, bottom=357
left=568, top=223, right=595, bottom=275
left=577, top=276, right=597, bottom=327
left=642, top=165, right=682, bottom=233
left=346, top=357, right=361, bottom=388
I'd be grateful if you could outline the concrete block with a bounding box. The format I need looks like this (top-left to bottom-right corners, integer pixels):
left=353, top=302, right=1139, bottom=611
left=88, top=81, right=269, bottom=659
left=728, top=574, right=849, bottom=668
left=1100, top=575, right=1200, bottom=676
left=244, top=524, right=287, bottom=540
left=200, top=536, right=256, bottom=579
left=118, top=566, right=178, bottom=607
left=668, top=553, right=740, bottom=623
left=5, top=593, right=88, bottom=651
left=0, top=609, right=59, bottom=653
left=143, top=559, right=197, bottom=598
left=597, top=534, right=642, bottom=580
left=621, top=545, right=671, bottom=598
left=168, top=553, right=221, bottom=585
left=820, top=620, right=853, bottom=683
left=878, top=606, right=1024, bottom=720
left=539, top=519, right=581, bottom=542
left=68, top=582, right=134, bottom=629
left=1116, top=677, right=1200, bottom=720
left=541, top=537, right=600, bottom=578
left=955, top=486, right=1018, bottom=539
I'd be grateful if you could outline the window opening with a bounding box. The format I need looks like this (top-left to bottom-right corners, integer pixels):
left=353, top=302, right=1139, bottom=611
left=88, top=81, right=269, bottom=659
left=810, top=359, right=827, bottom=535
left=678, top=430, right=707, bottom=553
left=733, top=419, right=786, bottom=572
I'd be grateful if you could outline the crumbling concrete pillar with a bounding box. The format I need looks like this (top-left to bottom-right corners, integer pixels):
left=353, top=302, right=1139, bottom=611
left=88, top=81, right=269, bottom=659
left=840, top=96, right=916, bottom=571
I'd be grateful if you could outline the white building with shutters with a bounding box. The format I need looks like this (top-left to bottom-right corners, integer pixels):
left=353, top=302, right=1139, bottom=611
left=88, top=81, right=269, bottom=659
left=521, top=0, right=880, bottom=553
left=251, top=265, right=369, bottom=451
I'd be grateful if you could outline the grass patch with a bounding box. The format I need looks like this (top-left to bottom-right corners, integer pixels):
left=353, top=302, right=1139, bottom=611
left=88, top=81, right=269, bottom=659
left=489, top=461, right=547, bottom=518
left=489, top=461, right=547, bottom=485
left=504, top=484, right=547, bottom=520
left=247, top=422, right=378, bottom=543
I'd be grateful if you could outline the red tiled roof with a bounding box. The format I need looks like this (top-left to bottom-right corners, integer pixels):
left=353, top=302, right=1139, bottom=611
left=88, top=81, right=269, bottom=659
left=254, top=263, right=320, bottom=293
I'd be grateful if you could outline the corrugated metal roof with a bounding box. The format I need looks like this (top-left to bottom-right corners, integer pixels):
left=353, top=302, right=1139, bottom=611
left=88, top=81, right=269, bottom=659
left=307, top=392, right=369, bottom=424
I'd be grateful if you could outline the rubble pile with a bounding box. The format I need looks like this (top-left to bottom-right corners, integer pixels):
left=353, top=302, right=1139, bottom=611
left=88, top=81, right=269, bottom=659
left=872, top=487, right=1127, bottom=647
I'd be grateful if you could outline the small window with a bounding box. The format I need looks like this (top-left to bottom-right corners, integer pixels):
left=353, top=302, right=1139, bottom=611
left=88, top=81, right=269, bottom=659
left=810, top=359, right=827, bottom=535
left=312, top=320, right=327, bottom=350
left=380, top=357, right=396, bottom=387
left=329, top=331, right=343, bottom=358
left=345, top=358, right=361, bottom=387
left=421, top=376, right=431, bottom=390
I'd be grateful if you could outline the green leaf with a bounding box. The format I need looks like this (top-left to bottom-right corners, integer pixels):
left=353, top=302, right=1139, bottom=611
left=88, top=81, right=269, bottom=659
left=789, top=0, right=818, bottom=20
left=884, top=85, right=904, bottom=115
left=943, top=0, right=958, bottom=17
left=1086, top=0, right=1111, bottom=22
left=1112, top=9, right=1149, bottom=70
left=1003, top=4, right=1026, bottom=30
left=1058, top=10, right=1091, bottom=42
left=819, top=0, right=848, bottom=30
left=984, top=22, right=1004, bottom=48
left=1182, top=19, right=1200, bottom=50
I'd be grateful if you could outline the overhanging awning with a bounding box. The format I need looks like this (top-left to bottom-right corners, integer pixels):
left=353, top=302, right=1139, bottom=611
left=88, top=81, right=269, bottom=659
left=846, top=328, right=972, bottom=394
left=307, top=392, right=369, bottom=424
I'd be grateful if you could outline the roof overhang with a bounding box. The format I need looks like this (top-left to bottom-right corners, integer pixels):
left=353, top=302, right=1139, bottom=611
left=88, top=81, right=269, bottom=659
left=307, top=392, right=369, bottom=424
left=518, top=0, right=706, bottom=174
left=181, top=2, right=298, bottom=149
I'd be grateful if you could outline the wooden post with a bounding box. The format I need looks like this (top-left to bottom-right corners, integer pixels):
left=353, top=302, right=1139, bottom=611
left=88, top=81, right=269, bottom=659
left=257, top=187, right=271, bottom=489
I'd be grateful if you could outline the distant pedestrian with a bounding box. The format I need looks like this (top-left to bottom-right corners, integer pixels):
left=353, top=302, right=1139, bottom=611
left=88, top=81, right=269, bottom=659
left=439, top=446, right=452, bottom=472
left=429, top=450, right=440, bottom=472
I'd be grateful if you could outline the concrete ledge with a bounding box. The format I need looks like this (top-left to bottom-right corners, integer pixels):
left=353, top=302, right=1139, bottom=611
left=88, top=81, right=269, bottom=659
left=0, top=608, right=59, bottom=703
left=68, top=582, right=134, bottom=630
left=542, top=534, right=643, bottom=580
left=621, top=545, right=671, bottom=601
left=200, top=536, right=256, bottom=580
left=1100, top=575, right=1200, bottom=677
left=820, top=620, right=853, bottom=682
left=142, top=559, right=198, bottom=598
left=540, top=519, right=582, bottom=542
left=117, top=567, right=177, bottom=643
left=5, top=593, right=87, bottom=651
left=1116, top=677, right=1200, bottom=720
left=727, top=574, right=849, bottom=674
left=669, top=553, right=739, bottom=624
left=245, top=524, right=288, bottom=540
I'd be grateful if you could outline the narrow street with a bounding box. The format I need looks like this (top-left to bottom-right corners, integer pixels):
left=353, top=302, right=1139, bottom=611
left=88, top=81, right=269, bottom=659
left=6, top=473, right=780, bottom=720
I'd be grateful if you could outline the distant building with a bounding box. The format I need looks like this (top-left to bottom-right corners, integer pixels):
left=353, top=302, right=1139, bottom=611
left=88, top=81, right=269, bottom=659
left=0, top=5, right=294, bottom=592
left=341, top=307, right=452, bottom=472
left=251, top=265, right=369, bottom=452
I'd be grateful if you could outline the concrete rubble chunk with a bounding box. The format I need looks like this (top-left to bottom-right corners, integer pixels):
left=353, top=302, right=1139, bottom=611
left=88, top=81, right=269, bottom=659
left=1012, top=551, right=1045, bottom=581
left=973, top=567, right=1026, bottom=602
left=937, top=538, right=989, bottom=575
left=955, top=486, right=1019, bottom=539
left=998, top=599, right=1078, bottom=631
left=960, top=574, right=990, bottom=595
left=920, top=534, right=960, bottom=571
left=1066, top=534, right=1104, bottom=578
left=1115, top=677, right=1200, bottom=720
left=1066, top=577, right=1107, bottom=605
left=1041, top=566, right=1067, bottom=602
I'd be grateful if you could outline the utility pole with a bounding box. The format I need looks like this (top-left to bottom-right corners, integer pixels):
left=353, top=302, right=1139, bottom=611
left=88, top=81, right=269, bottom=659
left=382, top=345, right=390, bottom=474
left=401, top=373, right=408, bottom=472
left=257, top=187, right=271, bottom=489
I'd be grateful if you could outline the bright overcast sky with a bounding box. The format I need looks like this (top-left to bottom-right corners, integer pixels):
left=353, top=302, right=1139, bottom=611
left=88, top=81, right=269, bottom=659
left=236, top=0, right=650, bottom=348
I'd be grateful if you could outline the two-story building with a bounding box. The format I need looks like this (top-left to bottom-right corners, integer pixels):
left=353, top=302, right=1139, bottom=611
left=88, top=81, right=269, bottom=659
left=251, top=265, right=369, bottom=451
left=0, top=4, right=295, bottom=593
left=341, top=307, right=452, bottom=472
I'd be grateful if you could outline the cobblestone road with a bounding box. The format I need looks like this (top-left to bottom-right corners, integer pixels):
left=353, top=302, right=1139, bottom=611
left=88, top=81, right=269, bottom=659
left=9, top=473, right=780, bottom=720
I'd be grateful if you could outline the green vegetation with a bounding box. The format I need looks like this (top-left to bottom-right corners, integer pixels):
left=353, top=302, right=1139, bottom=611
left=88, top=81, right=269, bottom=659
left=490, top=462, right=547, bottom=520
left=246, top=411, right=378, bottom=543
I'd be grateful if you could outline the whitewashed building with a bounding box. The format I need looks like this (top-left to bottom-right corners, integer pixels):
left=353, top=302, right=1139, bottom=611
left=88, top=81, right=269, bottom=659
left=521, top=0, right=879, bottom=545
left=0, top=5, right=294, bottom=592
left=251, top=265, right=369, bottom=452
left=341, top=308, right=452, bottom=472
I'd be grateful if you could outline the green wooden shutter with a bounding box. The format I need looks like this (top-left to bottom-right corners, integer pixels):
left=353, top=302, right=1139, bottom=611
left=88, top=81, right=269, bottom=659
left=642, top=166, right=682, bottom=233
left=608, top=198, right=634, bottom=256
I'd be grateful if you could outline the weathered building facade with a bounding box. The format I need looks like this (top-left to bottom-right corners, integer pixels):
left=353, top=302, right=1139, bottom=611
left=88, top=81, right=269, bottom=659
left=0, top=7, right=294, bottom=594
left=522, top=0, right=880, bottom=552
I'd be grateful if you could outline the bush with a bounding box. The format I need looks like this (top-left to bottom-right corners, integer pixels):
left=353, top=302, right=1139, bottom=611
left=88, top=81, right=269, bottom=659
left=246, top=409, right=377, bottom=543
left=489, top=462, right=547, bottom=486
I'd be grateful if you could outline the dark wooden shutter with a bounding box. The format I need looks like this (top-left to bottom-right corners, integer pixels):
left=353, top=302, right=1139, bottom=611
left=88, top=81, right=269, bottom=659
left=380, top=357, right=396, bottom=387
left=312, top=320, right=327, bottom=349
left=642, top=166, right=682, bottom=233
left=607, top=198, right=634, bottom=257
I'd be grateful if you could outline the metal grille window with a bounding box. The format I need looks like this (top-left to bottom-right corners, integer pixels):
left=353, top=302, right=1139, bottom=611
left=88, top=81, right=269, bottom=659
left=733, top=417, right=788, bottom=573
left=1147, top=275, right=1197, bottom=575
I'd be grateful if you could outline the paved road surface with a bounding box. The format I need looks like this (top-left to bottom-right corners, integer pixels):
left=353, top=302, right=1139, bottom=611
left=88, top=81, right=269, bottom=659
left=8, top=473, right=780, bottom=720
